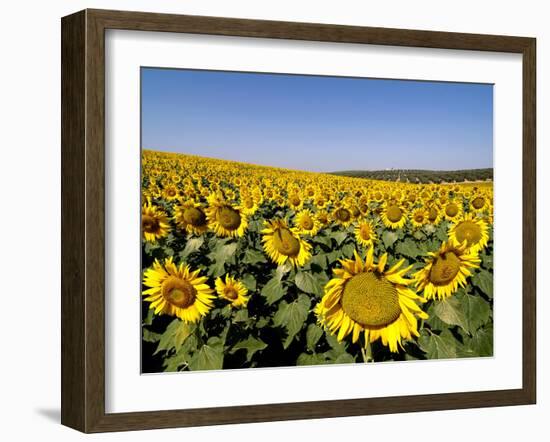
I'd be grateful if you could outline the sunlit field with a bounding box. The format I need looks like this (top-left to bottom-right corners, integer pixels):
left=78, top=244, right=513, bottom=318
left=141, top=149, right=493, bottom=372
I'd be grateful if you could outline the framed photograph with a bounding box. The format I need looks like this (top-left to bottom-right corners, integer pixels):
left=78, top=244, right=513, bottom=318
left=61, top=9, right=536, bottom=433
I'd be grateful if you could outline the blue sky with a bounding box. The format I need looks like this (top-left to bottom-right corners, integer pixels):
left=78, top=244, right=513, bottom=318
left=141, top=68, right=493, bottom=172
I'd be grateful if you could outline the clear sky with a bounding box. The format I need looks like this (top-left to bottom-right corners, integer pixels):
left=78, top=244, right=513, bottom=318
left=141, top=68, right=493, bottom=173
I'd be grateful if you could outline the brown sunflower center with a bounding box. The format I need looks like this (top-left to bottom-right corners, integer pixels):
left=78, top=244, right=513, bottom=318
left=142, top=214, right=160, bottom=233
left=161, top=276, right=196, bottom=308
left=386, top=205, right=403, bottom=223
left=273, top=227, right=301, bottom=257
left=300, top=215, right=314, bottom=230
left=166, top=188, right=177, bottom=197
left=428, top=207, right=438, bottom=222
left=224, top=287, right=238, bottom=300
left=183, top=207, right=206, bottom=227
left=244, top=198, right=255, bottom=209
left=290, top=196, right=301, bottom=207
left=341, top=272, right=401, bottom=327
left=374, top=191, right=382, bottom=200
left=359, top=224, right=371, bottom=240
left=472, top=197, right=485, bottom=209
left=445, top=203, right=459, bottom=217
left=335, top=208, right=351, bottom=222
left=217, top=206, right=241, bottom=230
left=454, top=220, right=482, bottom=246
left=414, top=213, right=425, bottom=223
left=429, top=251, right=461, bottom=285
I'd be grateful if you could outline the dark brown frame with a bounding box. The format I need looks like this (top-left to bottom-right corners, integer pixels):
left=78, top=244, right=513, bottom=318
left=61, top=8, right=536, bottom=433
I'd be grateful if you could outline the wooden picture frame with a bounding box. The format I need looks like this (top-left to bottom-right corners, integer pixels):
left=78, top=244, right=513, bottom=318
left=61, top=8, right=536, bottom=433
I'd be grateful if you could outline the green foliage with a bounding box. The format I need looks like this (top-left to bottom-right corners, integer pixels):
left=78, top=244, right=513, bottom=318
left=472, top=269, right=493, bottom=298
left=261, top=273, right=286, bottom=305
left=295, top=271, right=324, bottom=297
left=141, top=151, right=494, bottom=371
left=273, top=294, right=311, bottom=349
left=230, top=337, right=268, bottom=362
left=188, top=337, right=225, bottom=371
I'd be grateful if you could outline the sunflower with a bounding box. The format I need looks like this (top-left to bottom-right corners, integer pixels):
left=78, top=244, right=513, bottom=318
left=239, top=194, right=259, bottom=215
left=316, top=210, right=330, bottom=226
left=316, top=249, right=428, bottom=353
left=381, top=203, right=407, bottom=230
left=215, top=275, right=249, bottom=308
left=448, top=213, right=490, bottom=253
left=205, top=194, right=248, bottom=238
left=332, top=206, right=354, bottom=227
left=142, top=257, right=215, bottom=323
left=287, top=192, right=304, bottom=211
left=354, top=220, right=377, bottom=248
left=294, top=209, right=321, bottom=236
left=313, top=193, right=328, bottom=209
left=470, top=194, right=489, bottom=212
left=142, top=200, right=171, bottom=242
left=410, top=208, right=428, bottom=228
left=414, top=241, right=480, bottom=300
left=174, top=200, right=208, bottom=235
left=261, top=219, right=311, bottom=267
left=443, top=200, right=463, bottom=222
left=371, top=190, right=384, bottom=203
left=426, top=204, right=442, bottom=225
left=162, top=184, right=180, bottom=201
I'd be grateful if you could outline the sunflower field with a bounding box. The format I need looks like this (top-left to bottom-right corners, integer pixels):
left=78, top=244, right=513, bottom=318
left=141, top=149, right=494, bottom=372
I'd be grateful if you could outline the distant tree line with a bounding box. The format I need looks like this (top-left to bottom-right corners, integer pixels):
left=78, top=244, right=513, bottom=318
left=331, top=168, right=493, bottom=184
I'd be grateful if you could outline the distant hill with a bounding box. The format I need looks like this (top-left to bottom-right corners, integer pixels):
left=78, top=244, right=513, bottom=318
left=330, top=168, right=493, bottom=184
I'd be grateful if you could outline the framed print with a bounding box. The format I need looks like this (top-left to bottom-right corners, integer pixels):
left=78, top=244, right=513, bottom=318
left=61, top=9, right=536, bottom=433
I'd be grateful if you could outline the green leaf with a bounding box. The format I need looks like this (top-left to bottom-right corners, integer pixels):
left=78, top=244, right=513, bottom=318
left=432, top=296, right=468, bottom=331
left=341, top=243, right=355, bottom=258
left=331, top=231, right=348, bottom=246
left=154, top=319, right=196, bottom=354
left=308, top=253, right=328, bottom=271
left=233, top=309, right=249, bottom=323
left=423, top=224, right=436, bottom=235
left=395, top=238, right=424, bottom=258
left=179, top=236, right=204, bottom=260
left=162, top=335, right=198, bottom=372
left=143, top=328, right=161, bottom=343
left=426, top=304, right=448, bottom=331
left=436, top=222, right=449, bottom=241
left=480, top=252, right=493, bottom=270
left=144, top=241, right=160, bottom=255
left=382, top=230, right=398, bottom=249
left=418, top=330, right=459, bottom=359
left=306, top=324, right=324, bottom=351
left=460, top=293, right=492, bottom=333
left=142, top=308, right=154, bottom=326
left=188, top=340, right=224, bottom=371
left=465, top=326, right=493, bottom=357
left=273, top=294, right=311, bottom=348
left=413, top=230, right=426, bottom=241
left=472, top=269, right=493, bottom=298
left=324, top=333, right=348, bottom=359
left=230, top=337, right=268, bottom=362
left=333, top=353, right=355, bottom=364
left=261, top=274, right=286, bottom=305
left=295, top=271, right=323, bottom=297
left=313, top=234, right=333, bottom=248
left=163, top=246, right=175, bottom=256
left=207, top=241, right=238, bottom=277
left=242, top=249, right=268, bottom=265
left=240, top=273, right=257, bottom=291
left=297, top=353, right=328, bottom=366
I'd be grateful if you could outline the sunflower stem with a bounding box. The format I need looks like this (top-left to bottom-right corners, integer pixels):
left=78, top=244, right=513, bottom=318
left=362, top=341, right=374, bottom=363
